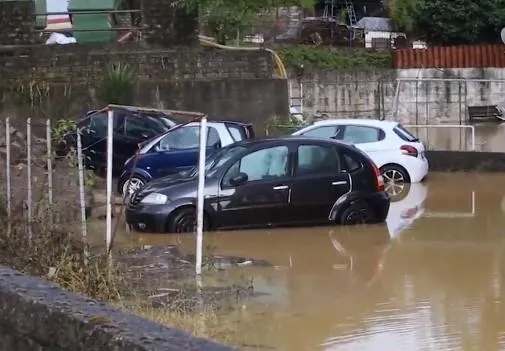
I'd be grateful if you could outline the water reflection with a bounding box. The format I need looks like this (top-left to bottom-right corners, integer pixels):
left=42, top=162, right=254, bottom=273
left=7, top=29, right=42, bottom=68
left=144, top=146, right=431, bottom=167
left=127, top=173, right=505, bottom=351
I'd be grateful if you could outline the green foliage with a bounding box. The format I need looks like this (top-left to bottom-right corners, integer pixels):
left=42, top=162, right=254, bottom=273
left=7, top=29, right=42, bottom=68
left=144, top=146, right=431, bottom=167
left=416, top=0, right=505, bottom=45
left=176, top=0, right=315, bottom=44
left=52, top=118, right=77, bottom=144
left=276, top=45, right=393, bottom=70
left=97, top=63, right=136, bottom=106
left=388, top=0, right=421, bottom=32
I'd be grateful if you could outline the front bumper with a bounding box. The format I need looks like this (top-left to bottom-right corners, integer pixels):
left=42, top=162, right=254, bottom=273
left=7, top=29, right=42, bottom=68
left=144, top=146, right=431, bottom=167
left=125, top=203, right=177, bottom=233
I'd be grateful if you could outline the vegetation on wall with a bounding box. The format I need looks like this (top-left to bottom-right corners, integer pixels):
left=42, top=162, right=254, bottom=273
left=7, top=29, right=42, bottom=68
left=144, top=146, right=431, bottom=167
left=97, top=63, right=137, bottom=106
left=177, top=0, right=315, bottom=44
left=388, top=0, right=505, bottom=44
left=276, top=45, right=393, bottom=70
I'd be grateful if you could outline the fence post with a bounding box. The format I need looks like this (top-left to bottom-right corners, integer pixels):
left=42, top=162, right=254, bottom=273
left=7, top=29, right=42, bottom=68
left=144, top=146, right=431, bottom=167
left=76, top=130, right=88, bottom=265
left=106, top=109, right=114, bottom=266
left=5, top=117, right=11, bottom=235
left=45, top=119, right=53, bottom=206
left=27, top=118, right=32, bottom=241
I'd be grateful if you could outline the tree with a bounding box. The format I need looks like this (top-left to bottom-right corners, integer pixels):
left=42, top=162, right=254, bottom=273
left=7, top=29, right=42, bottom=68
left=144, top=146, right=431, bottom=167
left=415, top=0, right=505, bottom=45
left=388, top=0, right=421, bottom=33
left=175, top=0, right=315, bottom=44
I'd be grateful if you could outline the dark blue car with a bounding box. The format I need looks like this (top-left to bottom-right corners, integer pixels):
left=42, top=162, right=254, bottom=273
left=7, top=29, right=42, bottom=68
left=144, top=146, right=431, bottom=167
left=117, top=121, right=254, bottom=196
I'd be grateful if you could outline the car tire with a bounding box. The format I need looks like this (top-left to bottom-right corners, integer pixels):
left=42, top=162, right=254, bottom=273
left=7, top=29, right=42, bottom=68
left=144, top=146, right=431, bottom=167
left=167, top=207, right=209, bottom=233
left=380, top=164, right=411, bottom=200
left=339, top=201, right=375, bottom=225
left=121, top=175, right=146, bottom=198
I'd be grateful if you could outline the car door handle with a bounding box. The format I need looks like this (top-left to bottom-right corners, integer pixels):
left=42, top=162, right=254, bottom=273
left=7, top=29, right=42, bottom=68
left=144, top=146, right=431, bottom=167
left=273, top=185, right=289, bottom=190
left=332, top=181, right=347, bottom=186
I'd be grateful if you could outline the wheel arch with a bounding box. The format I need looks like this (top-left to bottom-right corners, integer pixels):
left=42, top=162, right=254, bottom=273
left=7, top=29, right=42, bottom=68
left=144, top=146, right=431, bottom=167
left=379, top=163, right=411, bottom=182
left=165, top=204, right=213, bottom=232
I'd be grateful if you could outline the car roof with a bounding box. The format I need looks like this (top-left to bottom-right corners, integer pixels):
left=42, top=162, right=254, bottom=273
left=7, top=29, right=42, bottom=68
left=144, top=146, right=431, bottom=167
left=312, top=118, right=399, bottom=128
left=234, top=135, right=355, bottom=148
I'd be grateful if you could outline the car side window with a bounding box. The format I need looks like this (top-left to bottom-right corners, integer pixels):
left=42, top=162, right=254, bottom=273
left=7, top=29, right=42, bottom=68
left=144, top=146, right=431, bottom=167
left=222, top=146, right=289, bottom=186
left=301, top=126, right=339, bottom=138
left=226, top=125, right=244, bottom=142
left=340, top=150, right=362, bottom=172
left=88, top=113, right=108, bottom=137
left=296, top=144, right=340, bottom=176
left=207, top=127, right=221, bottom=147
left=157, top=126, right=220, bottom=151
left=125, top=117, right=159, bottom=139
left=341, top=125, right=382, bottom=144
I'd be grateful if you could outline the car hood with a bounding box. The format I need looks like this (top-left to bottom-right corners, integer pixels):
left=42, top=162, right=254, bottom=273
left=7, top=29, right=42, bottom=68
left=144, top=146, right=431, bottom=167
left=139, top=171, right=197, bottom=195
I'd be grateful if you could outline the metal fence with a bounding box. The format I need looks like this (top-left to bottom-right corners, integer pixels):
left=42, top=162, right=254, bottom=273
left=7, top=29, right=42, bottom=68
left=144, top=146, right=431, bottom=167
left=2, top=117, right=88, bottom=250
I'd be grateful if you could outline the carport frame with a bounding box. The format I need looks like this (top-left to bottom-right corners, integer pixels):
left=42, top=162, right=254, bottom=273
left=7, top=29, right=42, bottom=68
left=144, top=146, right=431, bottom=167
left=96, top=104, right=208, bottom=278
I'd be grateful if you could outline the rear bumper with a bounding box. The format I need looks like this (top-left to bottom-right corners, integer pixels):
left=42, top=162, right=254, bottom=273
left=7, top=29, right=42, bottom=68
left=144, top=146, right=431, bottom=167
left=408, top=157, right=429, bottom=183
left=365, top=191, right=390, bottom=223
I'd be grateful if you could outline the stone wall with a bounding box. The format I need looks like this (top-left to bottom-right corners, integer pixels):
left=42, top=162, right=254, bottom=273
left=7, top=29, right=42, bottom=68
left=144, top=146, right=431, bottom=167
left=0, top=0, right=39, bottom=45
left=0, top=265, right=232, bottom=350
left=0, top=44, right=289, bottom=135
left=290, top=68, right=505, bottom=152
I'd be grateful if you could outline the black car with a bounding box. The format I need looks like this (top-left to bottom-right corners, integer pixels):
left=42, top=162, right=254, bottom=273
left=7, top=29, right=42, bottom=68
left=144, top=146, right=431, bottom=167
left=57, top=109, right=179, bottom=173
left=125, top=136, right=390, bottom=233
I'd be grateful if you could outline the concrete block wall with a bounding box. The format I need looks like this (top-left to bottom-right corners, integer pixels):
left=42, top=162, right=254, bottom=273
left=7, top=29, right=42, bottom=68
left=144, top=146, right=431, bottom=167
left=0, top=265, right=233, bottom=350
left=0, top=0, right=38, bottom=45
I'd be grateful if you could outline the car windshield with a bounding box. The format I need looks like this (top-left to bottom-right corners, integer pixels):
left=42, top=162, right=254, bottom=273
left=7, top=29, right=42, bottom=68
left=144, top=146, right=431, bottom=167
left=189, top=145, right=246, bottom=178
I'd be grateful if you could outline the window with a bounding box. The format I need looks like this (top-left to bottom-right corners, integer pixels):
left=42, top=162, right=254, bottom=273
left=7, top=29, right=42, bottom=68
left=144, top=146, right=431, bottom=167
left=340, top=150, right=362, bottom=172
left=223, top=146, right=289, bottom=185
left=393, top=124, right=419, bottom=142
left=227, top=125, right=245, bottom=142
left=296, top=145, right=340, bottom=176
left=156, top=126, right=220, bottom=151
left=301, top=126, right=339, bottom=138
left=88, top=113, right=108, bottom=137
left=125, top=117, right=160, bottom=139
left=341, top=125, right=382, bottom=144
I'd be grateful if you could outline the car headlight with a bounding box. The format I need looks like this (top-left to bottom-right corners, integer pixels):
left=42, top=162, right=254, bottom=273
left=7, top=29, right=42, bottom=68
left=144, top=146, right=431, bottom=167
left=140, top=193, right=168, bottom=205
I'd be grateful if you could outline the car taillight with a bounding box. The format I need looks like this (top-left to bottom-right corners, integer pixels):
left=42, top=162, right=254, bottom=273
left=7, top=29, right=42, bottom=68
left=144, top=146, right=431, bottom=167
left=400, top=145, right=418, bottom=157
left=371, top=161, right=385, bottom=192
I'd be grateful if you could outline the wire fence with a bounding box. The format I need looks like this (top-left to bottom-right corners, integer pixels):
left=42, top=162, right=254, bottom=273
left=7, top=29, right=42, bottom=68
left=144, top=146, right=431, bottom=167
left=1, top=117, right=90, bottom=256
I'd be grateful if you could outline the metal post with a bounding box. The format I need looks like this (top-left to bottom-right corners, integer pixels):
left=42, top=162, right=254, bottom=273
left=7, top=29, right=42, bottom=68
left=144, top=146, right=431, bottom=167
left=27, top=118, right=32, bottom=240
left=45, top=119, right=53, bottom=205
left=195, top=116, right=208, bottom=277
left=5, top=117, right=11, bottom=235
left=106, top=109, right=114, bottom=259
left=76, top=130, right=88, bottom=264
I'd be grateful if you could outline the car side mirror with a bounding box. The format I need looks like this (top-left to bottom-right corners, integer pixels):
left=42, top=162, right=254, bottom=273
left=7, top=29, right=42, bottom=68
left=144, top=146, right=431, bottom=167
left=141, top=133, right=151, bottom=140
left=213, top=141, right=221, bottom=149
left=229, top=172, right=248, bottom=187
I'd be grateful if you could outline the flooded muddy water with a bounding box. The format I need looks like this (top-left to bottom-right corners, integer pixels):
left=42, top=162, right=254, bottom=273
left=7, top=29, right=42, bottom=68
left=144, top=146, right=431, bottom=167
left=99, top=173, right=505, bottom=350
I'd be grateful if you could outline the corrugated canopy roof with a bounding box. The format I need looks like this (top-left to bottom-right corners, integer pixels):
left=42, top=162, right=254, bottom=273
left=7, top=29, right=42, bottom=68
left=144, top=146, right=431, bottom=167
left=355, top=17, right=397, bottom=31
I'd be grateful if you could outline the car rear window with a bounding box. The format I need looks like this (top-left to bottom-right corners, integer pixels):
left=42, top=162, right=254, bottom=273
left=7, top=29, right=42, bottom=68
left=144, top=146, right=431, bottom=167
left=340, top=149, right=362, bottom=172
left=393, top=124, right=419, bottom=142
left=226, top=124, right=254, bottom=142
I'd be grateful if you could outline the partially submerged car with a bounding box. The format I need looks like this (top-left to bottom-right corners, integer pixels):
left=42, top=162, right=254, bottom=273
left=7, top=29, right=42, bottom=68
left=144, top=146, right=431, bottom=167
left=118, top=120, right=255, bottom=196
left=56, top=109, right=179, bottom=173
left=125, top=136, right=390, bottom=233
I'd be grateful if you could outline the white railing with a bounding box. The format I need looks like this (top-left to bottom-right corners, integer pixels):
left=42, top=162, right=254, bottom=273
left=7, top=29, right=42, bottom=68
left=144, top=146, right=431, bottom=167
left=404, top=124, right=476, bottom=152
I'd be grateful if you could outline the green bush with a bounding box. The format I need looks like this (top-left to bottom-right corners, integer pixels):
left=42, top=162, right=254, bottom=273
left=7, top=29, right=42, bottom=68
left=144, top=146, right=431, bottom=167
left=275, top=45, right=393, bottom=71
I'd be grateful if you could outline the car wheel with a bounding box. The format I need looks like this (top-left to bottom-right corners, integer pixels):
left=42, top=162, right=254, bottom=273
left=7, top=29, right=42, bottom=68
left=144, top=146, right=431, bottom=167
left=121, top=175, right=146, bottom=198
left=339, top=201, right=375, bottom=225
left=168, top=207, right=209, bottom=233
left=380, top=164, right=411, bottom=199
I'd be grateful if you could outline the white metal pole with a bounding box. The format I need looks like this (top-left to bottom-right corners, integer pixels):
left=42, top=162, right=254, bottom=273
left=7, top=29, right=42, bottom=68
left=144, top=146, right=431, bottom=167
left=76, top=129, right=88, bottom=264
left=45, top=119, right=53, bottom=205
left=195, top=115, right=208, bottom=277
left=106, top=109, right=114, bottom=258
left=27, top=118, right=32, bottom=241
left=5, top=117, right=11, bottom=235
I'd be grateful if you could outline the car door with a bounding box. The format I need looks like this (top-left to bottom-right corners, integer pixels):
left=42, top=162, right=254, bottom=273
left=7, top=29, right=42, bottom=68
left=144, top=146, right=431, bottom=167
left=217, top=144, right=294, bottom=228
left=288, top=142, right=350, bottom=223
left=80, top=111, right=111, bottom=169
left=145, top=125, right=221, bottom=179
left=120, top=115, right=165, bottom=166
left=338, top=125, right=387, bottom=164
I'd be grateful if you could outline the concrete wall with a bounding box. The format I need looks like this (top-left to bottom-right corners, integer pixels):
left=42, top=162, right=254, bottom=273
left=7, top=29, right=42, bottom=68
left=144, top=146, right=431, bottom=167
left=291, top=68, right=505, bottom=152
left=0, top=265, right=232, bottom=350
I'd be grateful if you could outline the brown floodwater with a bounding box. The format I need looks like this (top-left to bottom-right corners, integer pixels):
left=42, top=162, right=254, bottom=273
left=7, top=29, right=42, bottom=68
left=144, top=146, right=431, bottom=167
left=92, top=173, right=505, bottom=350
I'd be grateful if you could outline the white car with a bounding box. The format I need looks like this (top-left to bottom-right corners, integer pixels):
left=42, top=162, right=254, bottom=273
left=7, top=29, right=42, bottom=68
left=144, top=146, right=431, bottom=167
left=292, top=119, right=429, bottom=188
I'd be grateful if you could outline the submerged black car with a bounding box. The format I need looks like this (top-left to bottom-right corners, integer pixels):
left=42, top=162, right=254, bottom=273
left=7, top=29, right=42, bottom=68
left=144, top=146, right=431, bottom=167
left=125, top=136, right=390, bottom=233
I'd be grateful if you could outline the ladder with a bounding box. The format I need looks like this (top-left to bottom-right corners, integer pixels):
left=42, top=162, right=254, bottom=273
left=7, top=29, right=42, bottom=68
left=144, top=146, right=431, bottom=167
left=288, top=80, right=304, bottom=115
left=344, top=0, right=357, bottom=26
